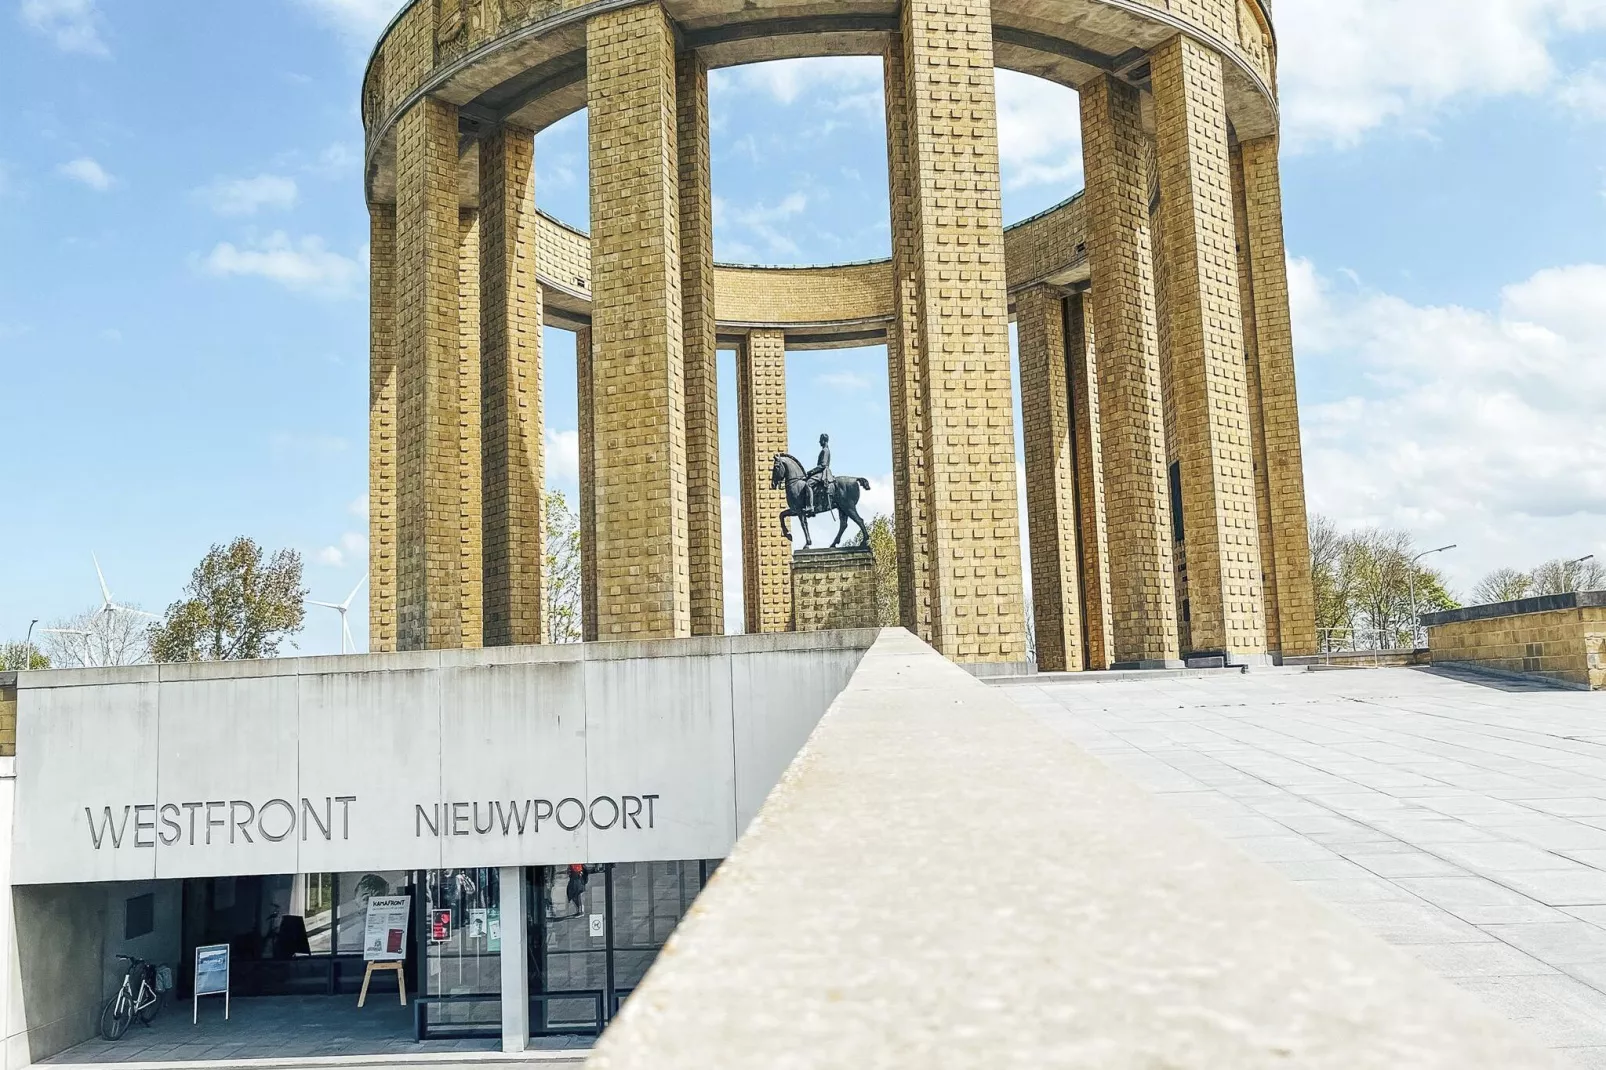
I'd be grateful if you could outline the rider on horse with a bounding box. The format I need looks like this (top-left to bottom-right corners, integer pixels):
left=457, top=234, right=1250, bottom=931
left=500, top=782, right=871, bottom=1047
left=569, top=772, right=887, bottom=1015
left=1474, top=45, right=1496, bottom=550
left=805, top=433, right=832, bottom=515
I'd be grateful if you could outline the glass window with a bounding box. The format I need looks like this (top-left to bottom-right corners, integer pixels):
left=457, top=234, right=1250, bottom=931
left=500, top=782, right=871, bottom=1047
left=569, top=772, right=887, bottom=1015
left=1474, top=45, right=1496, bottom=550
left=610, top=862, right=702, bottom=989
left=334, top=871, right=407, bottom=954
left=422, top=868, right=502, bottom=1036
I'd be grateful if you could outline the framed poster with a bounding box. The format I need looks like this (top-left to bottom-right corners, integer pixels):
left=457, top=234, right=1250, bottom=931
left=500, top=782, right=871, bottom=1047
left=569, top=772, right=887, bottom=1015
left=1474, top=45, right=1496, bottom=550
left=361, top=896, right=411, bottom=962
left=430, top=908, right=452, bottom=942
left=487, top=908, right=501, bottom=953
left=193, top=944, right=230, bottom=1023
left=468, top=908, right=488, bottom=940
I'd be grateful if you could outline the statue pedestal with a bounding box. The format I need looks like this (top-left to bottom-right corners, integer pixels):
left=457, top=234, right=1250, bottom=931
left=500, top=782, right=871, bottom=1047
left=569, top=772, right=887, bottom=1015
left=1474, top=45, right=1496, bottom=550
left=791, top=547, right=878, bottom=632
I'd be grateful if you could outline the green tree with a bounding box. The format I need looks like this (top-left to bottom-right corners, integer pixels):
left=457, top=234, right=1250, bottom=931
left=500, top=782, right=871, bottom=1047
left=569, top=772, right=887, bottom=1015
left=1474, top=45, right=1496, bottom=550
left=0, top=642, right=48, bottom=670
left=1307, top=515, right=1459, bottom=650
left=149, top=538, right=307, bottom=662
left=545, top=489, right=582, bottom=643
left=1472, top=567, right=1532, bottom=605
left=865, top=514, right=900, bottom=626
left=1308, top=513, right=1350, bottom=650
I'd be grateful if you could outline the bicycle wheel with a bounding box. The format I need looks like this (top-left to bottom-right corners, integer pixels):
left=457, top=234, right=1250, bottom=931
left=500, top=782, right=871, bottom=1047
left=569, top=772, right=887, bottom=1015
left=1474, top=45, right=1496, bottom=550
left=99, top=991, right=132, bottom=1041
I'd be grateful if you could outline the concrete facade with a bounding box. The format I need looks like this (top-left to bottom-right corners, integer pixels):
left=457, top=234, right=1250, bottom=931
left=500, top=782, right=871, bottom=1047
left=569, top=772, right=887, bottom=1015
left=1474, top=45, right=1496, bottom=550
left=362, top=0, right=1312, bottom=672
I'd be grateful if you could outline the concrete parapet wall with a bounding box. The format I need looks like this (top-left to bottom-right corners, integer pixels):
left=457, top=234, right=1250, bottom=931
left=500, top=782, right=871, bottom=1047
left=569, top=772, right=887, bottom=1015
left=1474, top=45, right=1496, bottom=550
left=586, top=629, right=1564, bottom=1069
left=1425, top=594, right=1606, bottom=690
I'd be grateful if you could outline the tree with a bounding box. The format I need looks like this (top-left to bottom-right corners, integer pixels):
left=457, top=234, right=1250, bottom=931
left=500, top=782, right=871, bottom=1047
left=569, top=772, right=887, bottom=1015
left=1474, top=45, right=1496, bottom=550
left=40, top=607, right=151, bottom=667
left=545, top=489, right=582, bottom=643
left=865, top=514, right=900, bottom=627
left=0, top=641, right=48, bottom=670
left=149, top=538, right=307, bottom=662
left=1472, top=567, right=1532, bottom=605
left=1307, top=515, right=1460, bottom=650
left=1529, top=557, right=1606, bottom=596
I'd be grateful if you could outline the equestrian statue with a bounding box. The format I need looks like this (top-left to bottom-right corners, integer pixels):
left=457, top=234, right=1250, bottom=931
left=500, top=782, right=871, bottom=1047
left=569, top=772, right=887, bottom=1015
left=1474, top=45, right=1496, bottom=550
left=770, top=433, right=872, bottom=549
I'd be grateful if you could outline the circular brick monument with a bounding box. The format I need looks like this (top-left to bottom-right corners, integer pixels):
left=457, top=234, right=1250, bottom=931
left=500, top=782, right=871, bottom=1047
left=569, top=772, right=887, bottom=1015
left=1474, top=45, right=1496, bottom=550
left=361, top=0, right=1315, bottom=673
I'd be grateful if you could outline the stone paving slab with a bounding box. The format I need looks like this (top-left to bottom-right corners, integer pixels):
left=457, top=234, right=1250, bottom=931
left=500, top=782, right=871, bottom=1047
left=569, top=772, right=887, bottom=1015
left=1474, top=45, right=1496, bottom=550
left=1004, top=666, right=1606, bottom=1068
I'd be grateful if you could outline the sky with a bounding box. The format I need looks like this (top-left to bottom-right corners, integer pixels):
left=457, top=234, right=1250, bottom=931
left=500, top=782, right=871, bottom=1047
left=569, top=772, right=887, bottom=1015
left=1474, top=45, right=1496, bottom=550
left=2, top=0, right=1605, bottom=655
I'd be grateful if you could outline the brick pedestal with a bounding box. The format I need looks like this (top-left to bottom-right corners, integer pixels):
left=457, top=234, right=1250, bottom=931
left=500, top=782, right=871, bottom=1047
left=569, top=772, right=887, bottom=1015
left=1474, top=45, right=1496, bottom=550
left=792, top=549, right=878, bottom=632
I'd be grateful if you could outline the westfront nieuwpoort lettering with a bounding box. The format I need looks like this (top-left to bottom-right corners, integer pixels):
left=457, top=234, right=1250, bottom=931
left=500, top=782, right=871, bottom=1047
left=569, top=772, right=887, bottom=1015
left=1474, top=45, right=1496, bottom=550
left=414, top=795, right=659, bottom=837
left=84, top=796, right=356, bottom=850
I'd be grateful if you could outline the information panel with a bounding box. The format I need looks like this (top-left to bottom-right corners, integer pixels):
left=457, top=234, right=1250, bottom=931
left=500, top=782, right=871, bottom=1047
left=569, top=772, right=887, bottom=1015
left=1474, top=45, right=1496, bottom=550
left=362, top=895, right=411, bottom=962
left=193, top=943, right=230, bottom=1023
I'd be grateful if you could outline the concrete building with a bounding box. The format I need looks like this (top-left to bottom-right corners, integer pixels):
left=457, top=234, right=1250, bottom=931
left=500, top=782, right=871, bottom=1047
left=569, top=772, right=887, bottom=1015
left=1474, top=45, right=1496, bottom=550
left=362, top=0, right=1316, bottom=676
left=0, top=632, right=876, bottom=1062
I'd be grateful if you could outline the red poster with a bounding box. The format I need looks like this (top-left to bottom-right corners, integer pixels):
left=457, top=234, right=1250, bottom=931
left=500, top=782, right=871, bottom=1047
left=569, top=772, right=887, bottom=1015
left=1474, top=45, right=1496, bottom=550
left=431, top=909, right=451, bottom=941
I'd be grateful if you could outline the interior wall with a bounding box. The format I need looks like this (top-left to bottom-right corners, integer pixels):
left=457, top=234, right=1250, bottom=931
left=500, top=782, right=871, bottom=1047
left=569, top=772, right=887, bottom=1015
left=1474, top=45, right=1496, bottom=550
left=8, top=884, right=104, bottom=1066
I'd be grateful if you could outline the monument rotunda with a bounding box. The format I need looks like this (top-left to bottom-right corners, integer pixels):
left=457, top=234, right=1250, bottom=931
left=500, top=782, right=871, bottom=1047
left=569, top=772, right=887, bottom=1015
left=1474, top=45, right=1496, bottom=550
left=362, top=0, right=1315, bottom=672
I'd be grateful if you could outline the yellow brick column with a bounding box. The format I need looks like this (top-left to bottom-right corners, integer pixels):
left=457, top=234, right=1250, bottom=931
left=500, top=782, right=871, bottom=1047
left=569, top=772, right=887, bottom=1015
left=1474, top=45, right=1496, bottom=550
left=1016, top=286, right=1085, bottom=672
left=736, top=329, right=791, bottom=633
left=1152, top=35, right=1266, bottom=662
left=576, top=326, right=599, bottom=642
left=395, top=96, right=471, bottom=651
left=1067, top=291, right=1114, bottom=669
left=881, top=37, right=933, bottom=644
left=480, top=124, right=545, bottom=647
left=1238, top=135, right=1317, bottom=657
left=586, top=3, right=691, bottom=639
left=893, top=0, right=1028, bottom=669
left=1079, top=76, right=1180, bottom=667
left=677, top=48, right=723, bottom=637
left=368, top=202, right=398, bottom=653
left=457, top=208, right=484, bottom=648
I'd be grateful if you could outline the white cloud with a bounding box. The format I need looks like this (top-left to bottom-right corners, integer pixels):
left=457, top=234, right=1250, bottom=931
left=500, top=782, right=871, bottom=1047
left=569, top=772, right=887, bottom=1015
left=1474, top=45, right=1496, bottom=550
left=201, top=232, right=361, bottom=296
left=994, top=70, right=1083, bottom=191
left=20, top=0, right=107, bottom=55
left=713, top=192, right=809, bottom=261
left=546, top=428, right=580, bottom=484
left=714, top=57, right=880, bottom=107
left=58, top=156, right=113, bottom=191
left=1558, top=62, right=1606, bottom=116
left=1276, top=0, right=1606, bottom=147
left=816, top=371, right=872, bottom=391
left=308, top=143, right=359, bottom=179
left=195, top=174, right=298, bottom=216
left=294, top=0, right=396, bottom=40
left=318, top=531, right=367, bottom=568
left=1292, top=257, right=1606, bottom=596
left=347, top=494, right=369, bottom=519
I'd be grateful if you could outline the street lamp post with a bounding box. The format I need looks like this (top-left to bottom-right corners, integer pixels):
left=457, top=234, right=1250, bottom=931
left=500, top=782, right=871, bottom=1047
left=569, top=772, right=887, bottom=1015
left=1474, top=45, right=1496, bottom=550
left=1409, top=545, right=1457, bottom=650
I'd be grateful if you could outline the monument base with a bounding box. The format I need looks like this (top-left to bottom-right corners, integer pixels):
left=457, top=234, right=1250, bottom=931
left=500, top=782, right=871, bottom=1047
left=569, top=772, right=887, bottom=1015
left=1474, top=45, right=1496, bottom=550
left=792, top=547, right=878, bottom=632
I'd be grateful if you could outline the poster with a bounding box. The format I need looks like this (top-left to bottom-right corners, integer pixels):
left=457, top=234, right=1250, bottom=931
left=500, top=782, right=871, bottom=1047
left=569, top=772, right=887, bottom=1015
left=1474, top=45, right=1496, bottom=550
left=487, top=908, right=501, bottom=953
left=194, top=944, right=229, bottom=996
left=468, top=908, right=488, bottom=940
left=430, top=908, right=452, bottom=942
left=361, top=895, right=411, bottom=962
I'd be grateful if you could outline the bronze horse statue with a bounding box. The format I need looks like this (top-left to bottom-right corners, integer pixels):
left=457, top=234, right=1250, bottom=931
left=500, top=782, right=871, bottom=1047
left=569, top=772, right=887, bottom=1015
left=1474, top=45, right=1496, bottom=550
left=770, top=453, right=871, bottom=549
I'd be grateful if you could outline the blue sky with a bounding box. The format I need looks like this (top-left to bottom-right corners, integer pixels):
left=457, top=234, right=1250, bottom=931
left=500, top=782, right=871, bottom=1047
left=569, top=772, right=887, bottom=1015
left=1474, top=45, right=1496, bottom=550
left=3, top=0, right=1605, bottom=655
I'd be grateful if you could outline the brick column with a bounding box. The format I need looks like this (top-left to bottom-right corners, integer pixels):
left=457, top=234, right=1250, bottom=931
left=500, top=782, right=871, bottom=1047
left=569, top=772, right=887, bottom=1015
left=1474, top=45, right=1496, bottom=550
left=1237, top=136, right=1317, bottom=657
left=368, top=202, right=398, bottom=653
left=1067, top=292, right=1114, bottom=670
left=576, top=326, right=598, bottom=642
left=892, top=0, right=1028, bottom=668
left=1016, top=286, right=1085, bottom=672
left=882, top=38, right=933, bottom=644
left=395, top=96, right=473, bottom=651
left=736, top=329, right=790, bottom=634
left=1079, top=76, right=1180, bottom=667
left=480, top=124, right=545, bottom=647
left=678, top=48, right=723, bottom=637
left=1152, top=35, right=1266, bottom=661
left=457, top=208, right=484, bottom=648
left=586, top=3, right=691, bottom=639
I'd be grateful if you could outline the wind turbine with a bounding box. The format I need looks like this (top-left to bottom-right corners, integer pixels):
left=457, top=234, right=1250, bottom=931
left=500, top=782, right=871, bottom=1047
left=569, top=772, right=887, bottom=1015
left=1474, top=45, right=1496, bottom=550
left=311, top=574, right=367, bottom=655
left=92, top=553, right=158, bottom=620
left=38, top=627, right=94, bottom=667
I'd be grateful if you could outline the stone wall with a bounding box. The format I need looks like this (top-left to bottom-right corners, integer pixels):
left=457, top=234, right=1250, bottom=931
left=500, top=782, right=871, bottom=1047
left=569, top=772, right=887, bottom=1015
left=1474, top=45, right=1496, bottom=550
left=1425, top=593, right=1606, bottom=690
left=792, top=551, right=879, bottom=632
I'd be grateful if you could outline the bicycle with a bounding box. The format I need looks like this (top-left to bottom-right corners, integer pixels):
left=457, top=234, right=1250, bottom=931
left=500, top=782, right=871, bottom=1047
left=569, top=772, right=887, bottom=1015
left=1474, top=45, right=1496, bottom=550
left=99, top=954, right=169, bottom=1040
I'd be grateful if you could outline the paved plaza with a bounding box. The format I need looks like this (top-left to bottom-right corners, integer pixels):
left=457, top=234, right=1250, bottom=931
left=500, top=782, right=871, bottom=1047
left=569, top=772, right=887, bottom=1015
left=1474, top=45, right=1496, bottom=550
left=44, top=996, right=589, bottom=1065
left=1005, top=666, right=1606, bottom=1067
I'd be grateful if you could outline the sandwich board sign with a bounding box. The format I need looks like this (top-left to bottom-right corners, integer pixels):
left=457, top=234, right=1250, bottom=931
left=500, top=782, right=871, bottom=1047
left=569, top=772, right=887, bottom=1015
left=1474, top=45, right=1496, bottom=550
left=193, top=944, right=230, bottom=1023
left=362, top=896, right=411, bottom=962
